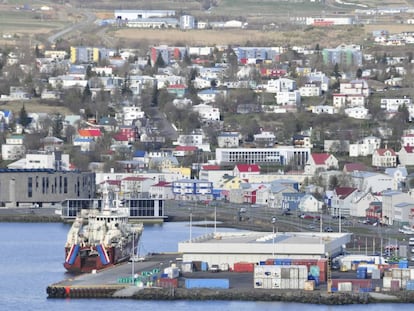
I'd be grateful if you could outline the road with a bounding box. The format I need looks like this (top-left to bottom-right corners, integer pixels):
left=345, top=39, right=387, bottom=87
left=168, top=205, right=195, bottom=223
left=47, top=8, right=96, bottom=44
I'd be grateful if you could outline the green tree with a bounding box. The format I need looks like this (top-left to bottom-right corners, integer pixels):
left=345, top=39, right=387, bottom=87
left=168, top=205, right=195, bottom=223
left=19, top=105, right=31, bottom=129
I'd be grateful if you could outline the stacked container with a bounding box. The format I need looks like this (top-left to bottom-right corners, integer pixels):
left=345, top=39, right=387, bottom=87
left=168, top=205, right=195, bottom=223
left=383, top=268, right=414, bottom=290
left=254, top=265, right=308, bottom=289
left=356, top=267, right=368, bottom=279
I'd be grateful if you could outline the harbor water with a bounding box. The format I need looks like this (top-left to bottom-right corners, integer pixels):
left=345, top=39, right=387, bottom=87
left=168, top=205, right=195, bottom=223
left=0, top=222, right=413, bottom=311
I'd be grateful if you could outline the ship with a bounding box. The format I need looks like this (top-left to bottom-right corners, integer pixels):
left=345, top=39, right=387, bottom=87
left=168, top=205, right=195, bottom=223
left=63, top=186, right=143, bottom=273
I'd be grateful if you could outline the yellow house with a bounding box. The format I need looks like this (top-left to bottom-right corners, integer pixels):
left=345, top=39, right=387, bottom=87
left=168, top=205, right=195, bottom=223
left=162, top=166, right=191, bottom=179
left=218, top=176, right=247, bottom=190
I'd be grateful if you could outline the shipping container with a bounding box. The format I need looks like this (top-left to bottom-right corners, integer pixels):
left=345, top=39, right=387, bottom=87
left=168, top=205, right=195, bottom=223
left=220, top=263, right=229, bottom=272
left=192, top=261, right=202, bottom=271
left=392, top=268, right=402, bottom=279
left=398, top=260, right=409, bottom=269
left=402, top=269, right=411, bottom=280
left=338, top=282, right=352, bottom=292
left=304, top=280, right=315, bottom=291
left=233, top=262, right=254, bottom=273
left=185, top=278, right=229, bottom=289
left=156, top=278, right=178, bottom=288
left=254, top=278, right=263, bottom=289
left=383, top=276, right=392, bottom=288
left=163, top=266, right=180, bottom=279
left=201, top=261, right=208, bottom=272
left=371, top=269, right=381, bottom=280
left=406, top=280, right=414, bottom=291
left=263, top=278, right=272, bottom=289
left=180, top=262, right=193, bottom=273
left=391, top=280, right=400, bottom=291
left=309, top=266, right=320, bottom=277
left=271, top=278, right=281, bottom=289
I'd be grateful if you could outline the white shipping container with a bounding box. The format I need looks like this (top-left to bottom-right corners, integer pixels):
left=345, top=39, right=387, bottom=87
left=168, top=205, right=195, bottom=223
left=254, top=278, right=264, bottom=289
left=263, top=278, right=273, bottom=289
left=272, top=278, right=281, bottom=289
left=289, top=278, right=299, bottom=289
left=298, top=266, right=308, bottom=279
left=372, top=269, right=381, bottom=280
left=281, top=278, right=290, bottom=289
left=410, top=269, right=414, bottom=280
left=402, top=269, right=411, bottom=280
left=298, top=279, right=306, bottom=289
left=392, top=268, right=402, bottom=279
left=383, top=276, right=392, bottom=288
left=180, top=262, right=193, bottom=273
left=220, top=263, right=229, bottom=272
left=164, top=267, right=179, bottom=279
left=338, top=282, right=352, bottom=292
left=401, top=278, right=407, bottom=289
left=289, top=267, right=299, bottom=279
left=254, top=266, right=264, bottom=277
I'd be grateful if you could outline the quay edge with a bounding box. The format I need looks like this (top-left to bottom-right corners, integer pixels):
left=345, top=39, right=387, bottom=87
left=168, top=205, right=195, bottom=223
left=46, top=285, right=413, bottom=304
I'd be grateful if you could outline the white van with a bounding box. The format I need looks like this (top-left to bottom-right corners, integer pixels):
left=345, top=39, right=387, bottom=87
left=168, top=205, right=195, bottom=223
left=409, top=238, right=414, bottom=246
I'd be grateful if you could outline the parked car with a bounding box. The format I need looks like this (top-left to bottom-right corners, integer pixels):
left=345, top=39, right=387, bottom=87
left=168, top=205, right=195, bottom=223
left=324, top=226, right=333, bottom=232
left=210, top=264, right=220, bottom=273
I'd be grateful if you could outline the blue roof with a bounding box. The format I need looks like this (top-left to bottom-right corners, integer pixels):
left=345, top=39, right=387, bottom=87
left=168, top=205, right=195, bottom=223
left=133, top=150, right=146, bottom=157
left=74, top=137, right=93, bottom=142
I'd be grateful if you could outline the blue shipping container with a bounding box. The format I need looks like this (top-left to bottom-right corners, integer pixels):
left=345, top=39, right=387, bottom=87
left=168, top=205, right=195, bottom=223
left=406, top=281, right=414, bottom=291
left=201, top=262, right=208, bottom=272
left=185, top=278, right=230, bottom=289
left=275, top=259, right=283, bottom=265
left=259, top=261, right=266, bottom=266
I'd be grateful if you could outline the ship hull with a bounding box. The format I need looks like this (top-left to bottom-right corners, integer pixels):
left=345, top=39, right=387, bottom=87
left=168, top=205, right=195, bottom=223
left=64, top=237, right=138, bottom=273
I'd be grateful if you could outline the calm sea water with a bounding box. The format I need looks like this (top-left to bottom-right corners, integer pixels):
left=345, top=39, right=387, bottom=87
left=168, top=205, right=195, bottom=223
left=0, top=221, right=412, bottom=311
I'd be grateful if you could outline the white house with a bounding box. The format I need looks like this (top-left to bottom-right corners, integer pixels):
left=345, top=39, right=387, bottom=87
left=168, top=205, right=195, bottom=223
left=333, top=94, right=365, bottom=109
left=381, top=190, right=413, bottom=225
left=121, top=106, right=145, bottom=126
left=350, top=191, right=382, bottom=218
left=349, top=136, right=381, bottom=157
left=344, top=107, right=370, bottom=119
left=264, top=78, right=297, bottom=93
left=148, top=181, right=174, bottom=199
left=299, top=83, right=321, bottom=97
left=1, top=134, right=25, bottom=160
left=311, top=105, right=337, bottom=115
left=217, top=132, right=240, bottom=148
left=192, top=104, right=220, bottom=121
left=305, top=153, right=339, bottom=175
left=330, top=187, right=359, bottom=218
left=339, top=79, right=370, bottom=97
left=275, top=90, right=301, bottom=106
left=398, top=146, right=414, bottom=166
left=372, top=148, right=397, bottom=168
left=351, top=171, right=395, bottom=193
left=298, top=194, right=323, bottom=213
left=233, top=164, right=261, bottom=180
left=380, top=97, right=412, bottom=112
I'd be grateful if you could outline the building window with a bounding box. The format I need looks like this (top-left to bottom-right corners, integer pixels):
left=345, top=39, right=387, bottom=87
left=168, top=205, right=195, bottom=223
left=28, top=177, right=33, bottom=198
left=64, top=177, right=68, bottom=194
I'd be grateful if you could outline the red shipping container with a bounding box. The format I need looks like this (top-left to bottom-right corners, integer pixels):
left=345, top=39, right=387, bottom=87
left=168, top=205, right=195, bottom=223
left=233, top=262, right=254, bottom=273
left=331, top=279, right=372, bottom=289
left=317, top=259, right=327, bottom=283
left=391, top=280, right=400, bottom=291
left=265, top=259, right=275, bottom=265
left=157, top=278, right=178, bottom=288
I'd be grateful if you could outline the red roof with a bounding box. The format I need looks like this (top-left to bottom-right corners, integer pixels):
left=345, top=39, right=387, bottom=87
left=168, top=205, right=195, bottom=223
left=100, top=179, right=121, bottom=186
left=113, top=133, right=129, bottom=141
left=335, top=187, right=357, bottom=199
left=78, top=128, right=102, bottom=137
left=201, top=165, right=221, bottom=171
left=375, top=148, right=396, bottom=156
left=235, top=164, right=260, bottom=173
left=122, top=176, right=148, bottom=182
left=343, top=163, right=367, bottom=172
left=311, top=153, right=331, bottom=165
left=167, top=84, right=187, bottom=89
left=151, top=181, right=171, bottom=187
left=175, top=146, right=198, bottom=151
left=404, top=146, right=414, bottom=153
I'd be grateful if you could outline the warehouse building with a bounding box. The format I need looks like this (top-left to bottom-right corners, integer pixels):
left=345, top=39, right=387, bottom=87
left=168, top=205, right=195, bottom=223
left=178, top=231, right=352, bottom=267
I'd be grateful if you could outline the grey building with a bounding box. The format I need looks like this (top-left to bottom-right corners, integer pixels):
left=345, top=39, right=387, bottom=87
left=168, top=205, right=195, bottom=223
left=0, top=169, right=95, bottom=208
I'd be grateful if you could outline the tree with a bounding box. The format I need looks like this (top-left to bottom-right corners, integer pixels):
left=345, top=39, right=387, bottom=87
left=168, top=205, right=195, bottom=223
left=19, top=105, right=31, bottom=129
left=155, top=53, right=166, bottom=68
left=356, top=68, right=363, bottom=79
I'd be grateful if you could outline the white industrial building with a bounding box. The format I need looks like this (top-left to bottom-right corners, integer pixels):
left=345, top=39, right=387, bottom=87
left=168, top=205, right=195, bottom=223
left=215, top=146, right=310, bottom=166
left=178, top=231, right=352, bottom=267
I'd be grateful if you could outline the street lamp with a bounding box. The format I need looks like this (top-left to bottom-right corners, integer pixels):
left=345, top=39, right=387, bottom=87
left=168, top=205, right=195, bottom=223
left=189, top=207, right=193, bottom=243
left=271, top=216, right=277, bottom=257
